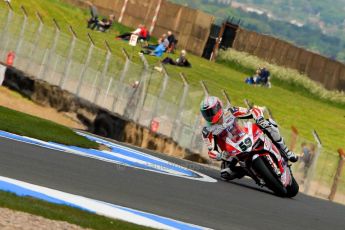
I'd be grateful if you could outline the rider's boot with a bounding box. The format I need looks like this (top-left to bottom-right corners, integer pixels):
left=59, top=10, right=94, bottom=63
left=258, top=118, right=298, bottom=163
left=275, top=138, right=298, bottom=163
left=220, top=160, right=246, bottom=181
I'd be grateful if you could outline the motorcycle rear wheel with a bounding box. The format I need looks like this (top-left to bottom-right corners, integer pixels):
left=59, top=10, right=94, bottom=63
left=252, top=157, right=287, bottom=197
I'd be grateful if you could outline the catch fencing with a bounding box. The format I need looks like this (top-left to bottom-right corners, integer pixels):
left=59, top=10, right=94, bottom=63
left=0, top=5, right=344, bottom=203
left=0, top=5, right=208, bottom=156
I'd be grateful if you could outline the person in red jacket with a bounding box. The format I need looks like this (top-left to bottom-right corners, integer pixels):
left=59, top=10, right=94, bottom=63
left=139, top=25, right=148, bottom=41
left=116, top=24, right=147, bottom=41
left=200, top=96, right=298, bottom=180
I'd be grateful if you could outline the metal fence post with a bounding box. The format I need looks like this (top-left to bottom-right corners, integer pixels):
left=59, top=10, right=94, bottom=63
left=304, top=130, right=323, bottom=194
left=40, top=19, right=60, bottom=80
left=150, top=64, right=169, bottom=121
left=244, top=98, right=254, bottom=109
left=118, top=0, right=129, bottom=23
left=93, top=40, right=112, bottom=104
left=103, top=65, right=117, bottom=105
left=25, top=12, right=44, bottom=73
left=189, top=81, right=209, bottom=149
left=190, top=114, right=203, bottom=151
left=149, top=0, right=162, bottom=34
left=59, top=25, right=77, bottom=88
left=37, top=48, right=48, bottom=79
left=328, top=149, right=345, bottom=201
left=221, top=89, right=232, bottom=107
left=14, top=6, right=28, bottom=64
left=171, top=73, right=189, bottom=139
left=111, top=48, right=130, bottom=112
left=133, top=53, right=149, bottom=122
left=90, top=71, right=100, bottom=100
left=76, top=33, right=94, bottom=96
left=290, top=126, right=299, bottom=152
left=265, top=107, right=275, bottom=120
left=200, top=80, right=209, bottom=96
left=0, top=2, right=13, bottom=59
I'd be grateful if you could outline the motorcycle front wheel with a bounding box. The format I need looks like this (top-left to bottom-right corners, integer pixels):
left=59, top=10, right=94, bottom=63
left=252, top=157, right=287, bottom=197
left=286, top=176, right=299, bottom=198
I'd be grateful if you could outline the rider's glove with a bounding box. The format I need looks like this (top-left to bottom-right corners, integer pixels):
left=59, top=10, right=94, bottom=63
left=216, top=153, right=222, bottom=161
left=219, top=151, right=229, bottom=160
left=256, top=117, right=270, bottom=129
left=211, top=150, right=229, bottom=161
left=221, top=151, right=230, bottom=160
left=209, top=150, right=221, bottom=161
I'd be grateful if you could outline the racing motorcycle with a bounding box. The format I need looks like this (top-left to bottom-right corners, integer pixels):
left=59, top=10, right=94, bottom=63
left=220, top=119, right=299, bottom=197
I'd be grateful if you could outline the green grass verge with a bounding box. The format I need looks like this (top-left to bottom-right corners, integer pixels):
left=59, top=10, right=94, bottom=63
left=0, top=106, right=98, bottom=149
left=0, top=190, right=153, bottom=230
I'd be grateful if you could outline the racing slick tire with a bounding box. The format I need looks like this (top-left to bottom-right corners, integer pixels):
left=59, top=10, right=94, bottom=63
left=286, top=176, right=299, bottom=198
left=252, top=157, right=287, bottom=197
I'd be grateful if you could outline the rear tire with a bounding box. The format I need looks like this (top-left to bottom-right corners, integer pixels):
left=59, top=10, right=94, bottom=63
left=286, top=177, right=299, bottom=198
left=252, top=157, right=287, bottom=197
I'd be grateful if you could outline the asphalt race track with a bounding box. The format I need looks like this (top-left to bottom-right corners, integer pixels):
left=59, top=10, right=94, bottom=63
left=1, top=136, right=345, bottom=230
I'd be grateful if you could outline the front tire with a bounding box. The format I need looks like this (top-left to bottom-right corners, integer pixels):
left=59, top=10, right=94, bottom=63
left=286, top=177, right=299, bottom=198
left=252, top=157, right=287, bottom=197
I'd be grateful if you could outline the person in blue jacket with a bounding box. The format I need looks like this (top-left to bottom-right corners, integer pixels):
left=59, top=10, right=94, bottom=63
left=153, top=43, right=166, bottom=57
left=140, top=43, right=166, bottom=57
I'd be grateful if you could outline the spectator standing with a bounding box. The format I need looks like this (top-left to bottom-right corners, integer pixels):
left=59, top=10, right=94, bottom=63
left=124, top=80, right=141, bottom=118
left=300, top=142, right=315, bottom=182
left=131, top=80, right=140, bottom=88
left=86, top=1, right=99, bottom=30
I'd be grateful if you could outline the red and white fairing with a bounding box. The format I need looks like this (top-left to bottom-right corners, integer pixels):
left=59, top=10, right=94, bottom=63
left=218, top=119, right=292, bottom=187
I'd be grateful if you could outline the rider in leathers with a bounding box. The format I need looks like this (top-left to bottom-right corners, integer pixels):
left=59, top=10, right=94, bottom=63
left=200, top=96, right=298, bottom=181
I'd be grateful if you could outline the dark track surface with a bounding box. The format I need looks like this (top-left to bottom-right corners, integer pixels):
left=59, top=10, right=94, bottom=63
left=1, top=136, right=345, bottom=230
